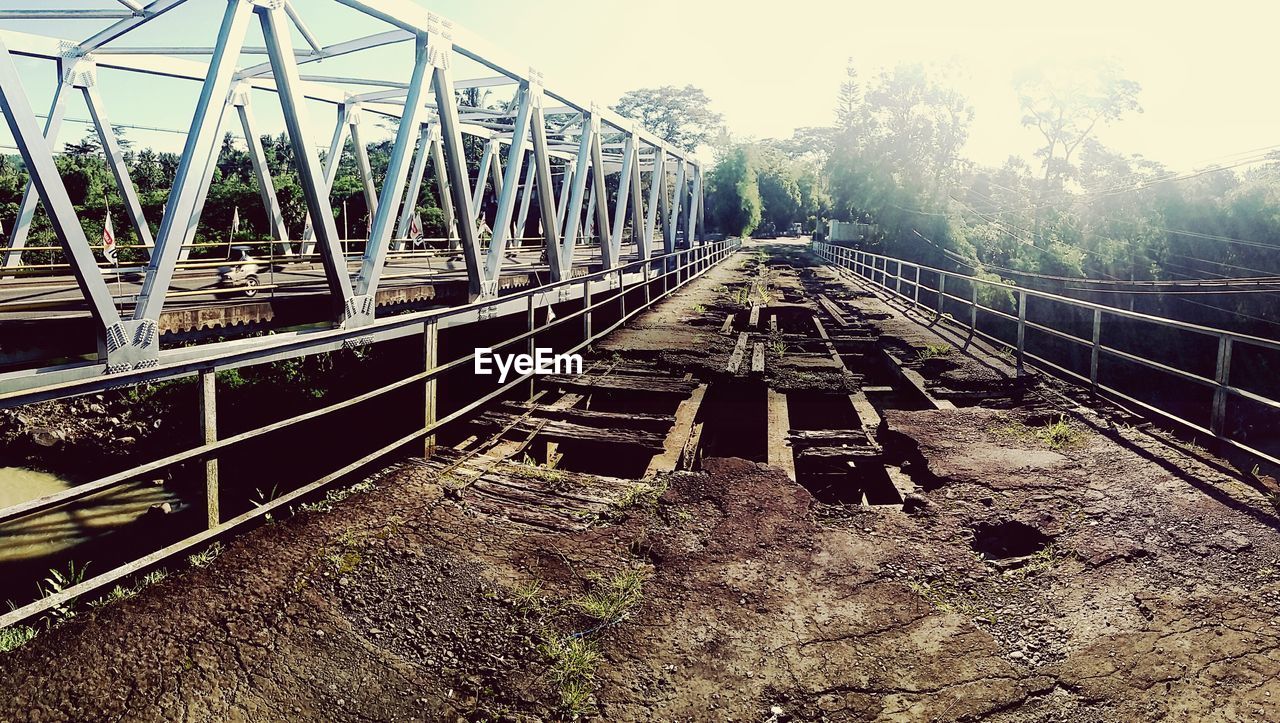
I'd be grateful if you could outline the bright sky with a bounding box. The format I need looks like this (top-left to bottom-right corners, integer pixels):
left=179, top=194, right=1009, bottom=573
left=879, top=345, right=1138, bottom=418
left=2, top=0, right=1278, bottom=172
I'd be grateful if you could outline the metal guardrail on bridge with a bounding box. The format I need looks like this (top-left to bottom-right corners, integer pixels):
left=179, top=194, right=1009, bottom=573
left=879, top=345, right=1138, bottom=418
left=814, top=241, right=1280, bottom=468
left=0, top=239, right=740, bottom=630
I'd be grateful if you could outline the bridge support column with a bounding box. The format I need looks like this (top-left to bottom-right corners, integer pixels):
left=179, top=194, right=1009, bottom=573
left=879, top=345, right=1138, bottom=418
left=200, top=368, right=219, bottom=529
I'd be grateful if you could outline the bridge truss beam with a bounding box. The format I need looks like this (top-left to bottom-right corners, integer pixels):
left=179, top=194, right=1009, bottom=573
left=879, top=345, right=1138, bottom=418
left=0, top=0, right=705, bottom=376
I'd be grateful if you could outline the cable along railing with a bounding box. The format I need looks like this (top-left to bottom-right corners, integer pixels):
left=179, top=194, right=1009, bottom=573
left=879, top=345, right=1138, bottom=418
left=813, top=241, right=1280, bottom=468
left=0, top=239, right=740, bottom=630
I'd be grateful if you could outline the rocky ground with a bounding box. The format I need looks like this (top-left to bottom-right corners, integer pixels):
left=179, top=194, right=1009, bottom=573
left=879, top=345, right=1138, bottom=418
left=0, top=240, right=1278, bottom=721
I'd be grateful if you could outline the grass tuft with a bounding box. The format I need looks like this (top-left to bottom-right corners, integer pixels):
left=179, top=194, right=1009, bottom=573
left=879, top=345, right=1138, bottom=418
left=0, top=625, right=36, bottom=654
left=916, top=343, right=953, bottom=361
left=572, top=568, right=648, bottom=623
left=186, top=542, right=223, bottom=569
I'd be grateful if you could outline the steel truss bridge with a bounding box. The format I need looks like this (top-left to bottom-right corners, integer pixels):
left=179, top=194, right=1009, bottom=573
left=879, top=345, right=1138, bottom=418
left=0, top=0, right=707, bottom=393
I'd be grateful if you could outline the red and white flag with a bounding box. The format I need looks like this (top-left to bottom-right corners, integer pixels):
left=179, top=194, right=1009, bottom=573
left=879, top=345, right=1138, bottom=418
left=102, top=212, right=117, bottom=264
left=410, top=211, right=423, bottom=239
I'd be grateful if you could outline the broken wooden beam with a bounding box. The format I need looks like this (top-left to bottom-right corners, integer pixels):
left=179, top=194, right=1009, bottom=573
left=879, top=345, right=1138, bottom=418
left=720, top=313, right=735, bottom=335
left=749, top=304, right=762, bottom=328
left=541, top=374, right=699, bottom=396
left=767, top=390, right=796, bottom=481
left=816, top=294, right=848, bottom=327
left=751, top=343, right=765, bottom=374
left=476, top=412, right=667, bottom=451
left=726, top=332, right=750, bottom=375
left=500, top=401, right=675, bottom=432
left=646, top=384, right=708, bottom=477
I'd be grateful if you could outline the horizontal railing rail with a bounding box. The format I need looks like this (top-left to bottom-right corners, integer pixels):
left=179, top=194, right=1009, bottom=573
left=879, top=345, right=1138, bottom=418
left=813, top=241, right=1280, bottom=468
left=0, top=239, right=740, bottom=630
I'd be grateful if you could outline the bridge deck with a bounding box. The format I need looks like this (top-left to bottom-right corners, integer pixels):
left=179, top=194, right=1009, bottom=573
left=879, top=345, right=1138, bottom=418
left=1, top=241, right=1277, bottom=721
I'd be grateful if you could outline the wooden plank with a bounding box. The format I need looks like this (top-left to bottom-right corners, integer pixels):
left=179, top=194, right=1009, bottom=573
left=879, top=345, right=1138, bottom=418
left=726, top=332, right=750, bottom=374
left=678, top=422, right=704, bottom=471
left=501, top=401, right=675, bottom=431
left=720, top=313, right=734, bottom=335
left=787, top=429, right=877, bottom=449
left=769, top=314, right=778, bottom=333
left=476, top=412, right=667, bottom=451
left=817, top=294, right=848, bottom=327
left=749, top=304, right=762, bottom=328
left=795, top=446, right=883, bottom=463
left=645, top=384, right=708, bottom=477
left=766, top=390, right=796, bottom=481
left=542, top=374, right=698, bottom=396
left=850, top=391, right=882, bottom=432
left=751, top=342, right=765, bottom=374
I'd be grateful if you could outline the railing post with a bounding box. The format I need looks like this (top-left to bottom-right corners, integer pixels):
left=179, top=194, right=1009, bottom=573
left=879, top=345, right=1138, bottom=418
left=618, top=268, right=627, bottom=318
left=913, top=266, right=921, bottom=306
left=894, top=260, right=903, bottom=296
left=1089, top=308, right=1101, bottom=395
left=198, top=368, right=218, bottom=530
left=936, top=273, right=946, bottom=317
left=527, top=294, right=536, bottom=401
left=1210, top=336, right=1233, bottom=436
left=1015, top=290, right=1027, bottom=376
left=643, top=259, right=651, bottom=307
left=969, top=282, right=978, bottom=331
left=423, top=318, right=438, bottom=456
left=582, top=277, right=592, bottom=342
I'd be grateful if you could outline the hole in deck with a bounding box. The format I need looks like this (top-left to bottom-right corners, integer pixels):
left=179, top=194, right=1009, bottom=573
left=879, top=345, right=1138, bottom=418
left=971, top=520, right=1051, bottom=560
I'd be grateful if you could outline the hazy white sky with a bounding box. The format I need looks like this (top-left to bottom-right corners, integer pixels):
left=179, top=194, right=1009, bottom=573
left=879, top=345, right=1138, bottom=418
left=3, top=0, right=1278, bottom=172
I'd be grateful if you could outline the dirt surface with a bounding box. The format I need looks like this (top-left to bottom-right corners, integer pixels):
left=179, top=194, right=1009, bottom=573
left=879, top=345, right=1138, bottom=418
left=2, top=240, right=1279, bottom=721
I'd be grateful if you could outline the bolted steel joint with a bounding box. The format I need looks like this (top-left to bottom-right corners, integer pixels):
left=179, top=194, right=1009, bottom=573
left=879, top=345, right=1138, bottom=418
left=63, top=58, right=96, bottom=89
left=103, top=319, right=160, bottom=374
left=341, top=295, right=376, bottom=329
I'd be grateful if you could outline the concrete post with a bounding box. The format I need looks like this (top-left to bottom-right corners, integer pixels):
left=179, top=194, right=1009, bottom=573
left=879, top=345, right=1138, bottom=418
left=423, top=318, right=438, bottom=457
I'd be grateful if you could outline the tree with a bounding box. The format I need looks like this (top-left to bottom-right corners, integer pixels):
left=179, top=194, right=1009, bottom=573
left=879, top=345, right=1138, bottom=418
left=612, top=85, right=724, bottom=152
left=705, top=144, right=761, bottom=237
left=1015, top=61, right=1142, bottom=199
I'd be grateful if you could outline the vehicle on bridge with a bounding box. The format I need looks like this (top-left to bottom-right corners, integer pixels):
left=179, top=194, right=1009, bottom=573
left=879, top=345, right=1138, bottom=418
left=217, top=247, right=262, bottom=298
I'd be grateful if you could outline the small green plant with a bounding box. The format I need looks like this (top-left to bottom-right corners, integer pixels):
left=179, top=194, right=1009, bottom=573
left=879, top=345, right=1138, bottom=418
left=89, top=584, right=137, bottom=610
left=0, top=625, right=36, bottom=654
left=38, top=561, right=89, bottom=623
left=539, top=633, right=602, bottom=718
left=1039, top=416, right=1083, bottom=450
left=691, top=303, right=707, bottom=314
left=511, top=580, right=544, bottom=611
left=768, top=338, right=786, bottom=356
left=1267, top=491, right=1280, bottom=513
left=610, top=480, right=666, bottom=516
left=916, top=343, right=953, bottom=361
left=572, top=568, right=648, bottom=623
left=187, top=542, right=223, bottom=569
left=517, top=455, right=565, bottom=483
left=1014, top=544, right=1060, bottom=578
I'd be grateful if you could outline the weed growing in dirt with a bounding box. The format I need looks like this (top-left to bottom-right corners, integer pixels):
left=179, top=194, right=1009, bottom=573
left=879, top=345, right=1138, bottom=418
left=1267, top=491, right=1280, bottom=513
left=38, top=561, right=88, bottom=623
left=0, top=625, right=36, bottom=654
left=916, top=343, right=953, bottom=361
left=89, top=584, right=137, bottom=610
left=610, top=479, right=668, bottom=517
left=692, top=304, right=707, bottom=314
left=572, top=568, right=648, bottom=623
left=511, top=580, right=544, bottom=611
left=1039, top=417, right=1084, bottom=450
left=299, top=479, right=376, bottom=514
left=1012, top=544, right=1061, bottom=578
left=516, top=455, right=564, bottom=483
left=909, top=579, right=980, bottom=616
left=997, top=415, right=1087, bottom=451
left=187, top=542, right=223, bottom=569
left=539, top=633, right=601, bottom=717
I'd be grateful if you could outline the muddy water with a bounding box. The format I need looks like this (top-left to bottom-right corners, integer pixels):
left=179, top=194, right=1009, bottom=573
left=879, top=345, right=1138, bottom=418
left=0, top=467, right=178, bottom=565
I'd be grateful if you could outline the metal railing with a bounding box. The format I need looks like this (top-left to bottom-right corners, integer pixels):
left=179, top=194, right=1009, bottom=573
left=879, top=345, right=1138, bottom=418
left=814, top=241, right=1280, bottom=467
left=0, top=239, right=740, bottom=629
